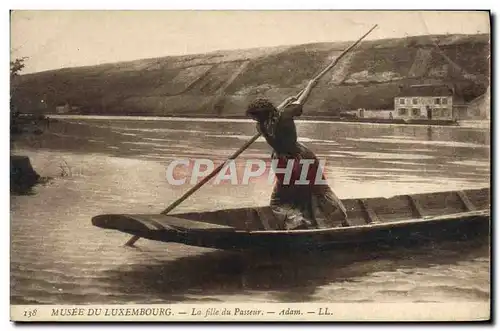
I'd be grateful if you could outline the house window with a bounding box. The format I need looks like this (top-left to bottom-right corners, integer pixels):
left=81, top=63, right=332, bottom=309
left=399, top=98, right=405, bottom=105
left=412, top=98, right=418, bottom=105
left=442, top=110, right=450, bottom=118
left=442, top=97, right=448, bottom=105
left=412, top=108, right=420, bottom=116
left=434, top=98, right=441, bottom=105
left=398, top=108, right=407, bottom=116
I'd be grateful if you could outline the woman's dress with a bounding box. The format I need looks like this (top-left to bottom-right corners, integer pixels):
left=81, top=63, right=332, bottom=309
left=257, top=103, right=348, bottom=230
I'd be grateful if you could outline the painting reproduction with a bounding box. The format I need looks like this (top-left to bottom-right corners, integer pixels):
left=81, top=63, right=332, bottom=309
left=10, top=10, right=491, bottom=322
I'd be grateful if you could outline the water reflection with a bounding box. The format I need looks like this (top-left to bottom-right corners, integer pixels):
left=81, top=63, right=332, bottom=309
left=101, top=236, right=489, bottom=303
left=427, top=126, right=433, bottom=141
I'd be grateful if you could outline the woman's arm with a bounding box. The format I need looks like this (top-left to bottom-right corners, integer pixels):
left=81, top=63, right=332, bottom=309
left=282, top=102, right=303, bottom=118
left=280, top=79, right=317, bottom=118
left=296, top=79, right=317, bottom=105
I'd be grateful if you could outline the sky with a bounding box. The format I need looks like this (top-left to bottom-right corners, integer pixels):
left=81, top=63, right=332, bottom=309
left=10, top=10, right=490, bottom=74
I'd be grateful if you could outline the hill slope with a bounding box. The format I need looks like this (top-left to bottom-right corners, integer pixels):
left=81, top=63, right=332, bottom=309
left=13, top=34, right=490, bottom=117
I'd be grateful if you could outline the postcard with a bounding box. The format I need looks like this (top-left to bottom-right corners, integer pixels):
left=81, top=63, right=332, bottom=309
left=10, top=10, right=491, bottom=322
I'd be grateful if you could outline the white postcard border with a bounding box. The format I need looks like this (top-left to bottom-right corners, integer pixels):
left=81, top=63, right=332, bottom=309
left=4, top=2, right=497, bottom=330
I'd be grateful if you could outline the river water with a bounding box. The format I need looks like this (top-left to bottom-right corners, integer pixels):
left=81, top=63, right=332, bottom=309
left=10, top=117, right=490, bottom=304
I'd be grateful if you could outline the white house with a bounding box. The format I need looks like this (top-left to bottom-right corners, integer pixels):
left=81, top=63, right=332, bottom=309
left=393, top=84, right=456, bottom=121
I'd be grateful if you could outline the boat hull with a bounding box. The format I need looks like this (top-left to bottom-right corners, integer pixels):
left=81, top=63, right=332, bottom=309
left=92, top=188, right=490, bottom=251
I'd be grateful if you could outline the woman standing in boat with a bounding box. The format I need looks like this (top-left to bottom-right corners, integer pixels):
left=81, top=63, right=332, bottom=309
left=246, top=84, right=348, bottom=230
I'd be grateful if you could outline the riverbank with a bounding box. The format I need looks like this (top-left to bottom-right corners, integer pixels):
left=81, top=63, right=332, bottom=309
left=457, top=120, right=490, bottom=129
left=45, top=114, right=481, bottom=128
left=10, top=113, right=56, bottom=136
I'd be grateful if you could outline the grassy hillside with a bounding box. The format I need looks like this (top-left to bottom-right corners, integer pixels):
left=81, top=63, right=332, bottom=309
left=12, top=33, right=490, bottom=117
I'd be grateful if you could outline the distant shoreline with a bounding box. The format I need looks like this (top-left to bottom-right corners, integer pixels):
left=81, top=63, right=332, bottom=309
left=45, top=114, right=489, bottom=129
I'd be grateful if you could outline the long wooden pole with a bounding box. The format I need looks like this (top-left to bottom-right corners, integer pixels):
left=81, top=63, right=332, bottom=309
left=125, top=24, right=378, bottom=247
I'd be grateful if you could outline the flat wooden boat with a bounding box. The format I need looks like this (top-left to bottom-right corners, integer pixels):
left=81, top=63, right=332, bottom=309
left=92, top=187, right=490, bottom=250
